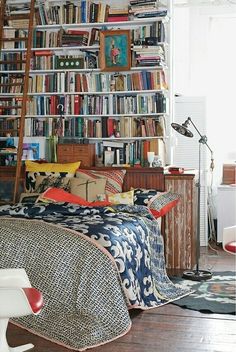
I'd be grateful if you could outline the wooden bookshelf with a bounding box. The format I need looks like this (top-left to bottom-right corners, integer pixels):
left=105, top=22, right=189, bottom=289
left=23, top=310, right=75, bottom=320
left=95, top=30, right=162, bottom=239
left=0, top=0, right=172, bottom=163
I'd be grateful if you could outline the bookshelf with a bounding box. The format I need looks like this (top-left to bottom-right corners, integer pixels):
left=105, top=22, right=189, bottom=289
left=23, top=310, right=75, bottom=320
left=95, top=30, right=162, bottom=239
left=0, top=0, right=173, bottom=168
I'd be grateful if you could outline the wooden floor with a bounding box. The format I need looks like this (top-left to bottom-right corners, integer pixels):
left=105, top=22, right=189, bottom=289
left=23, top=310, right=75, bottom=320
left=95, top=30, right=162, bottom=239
left=7, top=247, right=236, bottom=352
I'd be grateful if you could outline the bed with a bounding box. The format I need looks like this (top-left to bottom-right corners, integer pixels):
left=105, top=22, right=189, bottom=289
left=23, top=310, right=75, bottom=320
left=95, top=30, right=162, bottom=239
left=0, top=167, right=190, bottom=351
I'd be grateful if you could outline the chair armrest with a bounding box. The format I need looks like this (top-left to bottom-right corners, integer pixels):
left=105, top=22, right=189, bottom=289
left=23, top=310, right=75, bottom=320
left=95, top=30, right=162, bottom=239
left=0, top=269, right=31, bottom=288
left=223, top=226, right=236, bottom=247
left=0, top=287, right=33, bottom=318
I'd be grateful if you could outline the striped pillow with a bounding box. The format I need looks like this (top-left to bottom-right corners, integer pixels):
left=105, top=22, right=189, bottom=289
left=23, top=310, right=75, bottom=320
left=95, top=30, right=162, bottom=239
left=76, top=169, right=126, bottom=194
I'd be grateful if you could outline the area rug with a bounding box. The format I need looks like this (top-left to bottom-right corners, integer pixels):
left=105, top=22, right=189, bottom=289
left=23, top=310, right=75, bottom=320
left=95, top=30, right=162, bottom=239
left=170, top=271, right=236, bottom=315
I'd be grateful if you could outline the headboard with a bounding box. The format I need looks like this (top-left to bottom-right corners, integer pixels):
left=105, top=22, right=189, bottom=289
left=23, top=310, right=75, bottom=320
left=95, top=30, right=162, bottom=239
left=83, top=167, right=165, bottom=192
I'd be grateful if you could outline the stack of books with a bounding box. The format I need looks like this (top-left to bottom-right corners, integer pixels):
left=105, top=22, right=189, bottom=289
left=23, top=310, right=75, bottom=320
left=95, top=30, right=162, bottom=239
left=133, top=45, right=165, bottom=67
left=58, top=29, right=90, bottom=47
left=107, top=7, right=129, bottom=22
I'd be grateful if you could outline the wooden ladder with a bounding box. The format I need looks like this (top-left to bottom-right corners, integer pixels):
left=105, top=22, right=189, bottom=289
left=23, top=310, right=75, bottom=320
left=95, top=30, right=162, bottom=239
left=0, top=0, right=35, bottom=203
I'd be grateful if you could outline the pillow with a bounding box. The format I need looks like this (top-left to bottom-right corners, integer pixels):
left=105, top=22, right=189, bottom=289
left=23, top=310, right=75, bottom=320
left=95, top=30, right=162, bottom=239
left=35, top=175, right=71, bottom=193
left=147, top=191, right=181, bottom=218
left=76, top=169, right=126, bottom=195
left=133, top=188, right=160, bottom=206
left=25, top=160, right=81, bottom=193
left=133, top=188, right=180, bottom=218
left=97, top=190, right=134, bottom=205
left=19, top=192, right=40, bottom=204
left=25, top=160, right=81, bottom=173
left=69, top=177, right=107, bottom=202
left=37, top=187, right=111, bottom=207
left=37, top=188, right=89, bottom=205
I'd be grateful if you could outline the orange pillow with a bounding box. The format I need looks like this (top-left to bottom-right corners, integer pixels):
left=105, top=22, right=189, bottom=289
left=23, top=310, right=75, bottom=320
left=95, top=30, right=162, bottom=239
left=38, top=188, right=111, bottom=207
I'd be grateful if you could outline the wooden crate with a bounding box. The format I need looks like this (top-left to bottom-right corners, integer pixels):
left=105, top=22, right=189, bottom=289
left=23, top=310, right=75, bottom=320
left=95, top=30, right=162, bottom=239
left=222, top=164, right=236, bottom=185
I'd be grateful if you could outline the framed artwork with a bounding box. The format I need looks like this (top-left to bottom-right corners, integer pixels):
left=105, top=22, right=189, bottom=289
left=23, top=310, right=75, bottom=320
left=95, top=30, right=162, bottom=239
left=99, top=30, right=131, bottom=72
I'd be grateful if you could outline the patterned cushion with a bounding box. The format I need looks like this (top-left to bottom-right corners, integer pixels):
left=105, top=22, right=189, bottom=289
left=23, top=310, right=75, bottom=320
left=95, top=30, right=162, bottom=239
left=37, top=188, right=90, bottom=205
left=19, top=193, right=40, bottom=204
left=37, top=187, right=111, bottom=207
left=76, top=169, right=126, bottom=195
left=35, top=175, right=71, bottom=193
left=25, top=160, right=81, bottom=193
left=70, top=177, right=107, bottom=202
left=133, top=188, right=159, bottom=205
left=133, top=188, right=180, bottom=218
left=97, top=190, right=134, bottom=205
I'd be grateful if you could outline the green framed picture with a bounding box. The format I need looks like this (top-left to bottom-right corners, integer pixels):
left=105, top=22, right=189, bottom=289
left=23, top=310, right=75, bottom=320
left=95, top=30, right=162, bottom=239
left=99, top=30, right=131, bottom=72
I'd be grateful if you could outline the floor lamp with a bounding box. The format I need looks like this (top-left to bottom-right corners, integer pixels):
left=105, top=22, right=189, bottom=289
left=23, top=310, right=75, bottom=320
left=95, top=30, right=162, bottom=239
left=171, top=117, right=213, bottom=281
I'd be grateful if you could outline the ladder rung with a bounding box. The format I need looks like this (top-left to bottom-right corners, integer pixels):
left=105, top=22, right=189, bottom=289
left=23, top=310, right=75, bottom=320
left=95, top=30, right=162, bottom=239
left=2, top=38, right=28, bottom=42
left=0, top=71, right=25, bottom=79
left=0, top=105, right=22, bottom=109
left=0, top=60, right=26, bottom=64
left=0, top=97, right=14, bottom=100
left=0, top=83, right=24, bottom=87
left=4, top=14, right=30, bottom=20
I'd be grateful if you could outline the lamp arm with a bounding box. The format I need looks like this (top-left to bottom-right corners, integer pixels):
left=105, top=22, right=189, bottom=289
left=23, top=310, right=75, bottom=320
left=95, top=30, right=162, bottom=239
left=187, top=117, right=213, bottom=154
left=187, top=117, right=214, bottom=171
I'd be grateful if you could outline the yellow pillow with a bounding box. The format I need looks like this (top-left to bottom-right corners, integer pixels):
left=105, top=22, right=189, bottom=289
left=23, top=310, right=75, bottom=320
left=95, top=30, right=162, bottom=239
left=25, top=160, right=81, bottom=193
left=98, top=190, right=134, bottom=205
left=25, top=160, right=81, bottom=173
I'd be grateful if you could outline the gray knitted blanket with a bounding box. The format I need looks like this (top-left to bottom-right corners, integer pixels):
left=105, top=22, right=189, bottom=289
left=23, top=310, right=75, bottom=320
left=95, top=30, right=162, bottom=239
left=0, top=218, right=131, bottom=351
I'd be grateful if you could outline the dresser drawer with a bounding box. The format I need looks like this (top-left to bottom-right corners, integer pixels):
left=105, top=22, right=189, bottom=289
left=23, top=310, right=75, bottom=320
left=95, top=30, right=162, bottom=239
left=57, top=145, right=74, bottom=154
left=73, top=145, right=89, bottom=154
left=57, top=144, right=95, bottom=167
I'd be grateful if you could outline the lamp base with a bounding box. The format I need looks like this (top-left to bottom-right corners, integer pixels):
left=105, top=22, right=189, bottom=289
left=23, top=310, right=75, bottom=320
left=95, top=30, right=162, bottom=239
left=182, top=270, right=212, bottom=281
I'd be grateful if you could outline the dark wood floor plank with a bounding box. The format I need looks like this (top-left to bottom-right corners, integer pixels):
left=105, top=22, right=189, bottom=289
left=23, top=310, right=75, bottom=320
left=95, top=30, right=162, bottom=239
left=6, top=249, right=236, bottom=352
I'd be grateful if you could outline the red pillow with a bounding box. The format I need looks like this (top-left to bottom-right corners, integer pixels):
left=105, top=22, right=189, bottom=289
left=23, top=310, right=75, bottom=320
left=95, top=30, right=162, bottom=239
left=147, top=191, right=181, bottom=218
left=39, top=188, right=111, bottom=207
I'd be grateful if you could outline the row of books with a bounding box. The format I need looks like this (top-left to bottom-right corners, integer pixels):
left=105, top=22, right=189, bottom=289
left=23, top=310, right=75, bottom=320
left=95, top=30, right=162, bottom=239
left=34, top=1, right=165, bottom=25
left=0, top=119, right=18, bottom=136
left=112, top=94, right=166, bottom=115
left=16, top=70, right=167, bottom=95
left=2, top=29, right=27, bottom=50
left=97, top=138, right=165, bottom=167
left=132, top=22, right=165, bottom=44
left=0, top=53, right=26, bottom=71
left=3, top=24, right=165, bottom=54
left=36, top=1, right=111, bottom=25
left=21, top=115, right=165, bottom=139
left=0, top=93, right=167, bottom=116
left=32, top=27, right=165, bottom=50
left=0, top=116, right=165, bottom=139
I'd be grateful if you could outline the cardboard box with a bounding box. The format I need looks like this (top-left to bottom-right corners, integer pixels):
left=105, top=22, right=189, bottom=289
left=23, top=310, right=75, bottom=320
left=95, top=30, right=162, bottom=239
left=222, top=164, right=236, bottom=185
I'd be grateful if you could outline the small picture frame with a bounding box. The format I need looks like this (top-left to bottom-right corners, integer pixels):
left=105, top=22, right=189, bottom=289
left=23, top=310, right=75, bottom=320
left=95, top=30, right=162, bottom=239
left=99, top=30, right=131, bottom=72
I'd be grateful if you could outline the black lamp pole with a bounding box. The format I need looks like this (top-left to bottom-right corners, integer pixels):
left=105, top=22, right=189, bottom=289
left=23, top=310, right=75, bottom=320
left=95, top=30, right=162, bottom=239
left=171, top=117, right=213, bottom=281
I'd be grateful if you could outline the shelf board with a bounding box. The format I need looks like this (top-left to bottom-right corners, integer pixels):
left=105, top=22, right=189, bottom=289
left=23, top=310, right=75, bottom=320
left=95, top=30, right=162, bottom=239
left=32, top=17, right=169, bottom=30
left=0, top=113, right=168, bottom=118
left=0, top=65, right=167, bottom=74
left=86, top=136, right=168, bottom=141
left=3, top=16, right=169, bottom=32
left=0, top=89, right=168, bottom=97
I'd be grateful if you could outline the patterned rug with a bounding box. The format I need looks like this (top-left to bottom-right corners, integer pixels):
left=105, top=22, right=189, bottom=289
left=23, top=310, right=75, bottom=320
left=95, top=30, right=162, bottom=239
left=170, top=271, right=236, bottom=315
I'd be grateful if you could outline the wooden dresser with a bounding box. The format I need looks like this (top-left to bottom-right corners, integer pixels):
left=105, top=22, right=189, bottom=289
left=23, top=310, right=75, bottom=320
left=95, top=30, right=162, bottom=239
left=57, top=143, right=95, bottom=167
left=164, top=174, right=197, bottom=271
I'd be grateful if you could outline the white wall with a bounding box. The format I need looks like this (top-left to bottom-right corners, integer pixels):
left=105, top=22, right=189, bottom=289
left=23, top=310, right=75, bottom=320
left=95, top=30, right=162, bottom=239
left=174, top=3, right=236, bottom=217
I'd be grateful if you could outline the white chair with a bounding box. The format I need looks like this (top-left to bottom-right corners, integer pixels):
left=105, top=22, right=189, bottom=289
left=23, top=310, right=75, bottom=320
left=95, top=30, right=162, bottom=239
left=0, top=269, right=44, bottom=352
left=223, top=226, right=236, bottom=255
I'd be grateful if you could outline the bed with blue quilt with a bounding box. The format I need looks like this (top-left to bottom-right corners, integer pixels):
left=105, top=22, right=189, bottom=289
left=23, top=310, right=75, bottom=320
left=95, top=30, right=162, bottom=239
left=0, top=169, right=190, bottom=351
